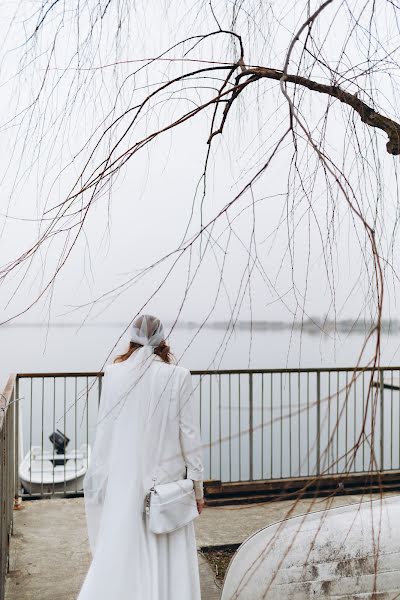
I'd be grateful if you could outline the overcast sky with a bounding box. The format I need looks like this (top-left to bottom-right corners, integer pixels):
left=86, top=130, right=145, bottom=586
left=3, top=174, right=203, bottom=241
left=0, top=0, right=399, bottom=331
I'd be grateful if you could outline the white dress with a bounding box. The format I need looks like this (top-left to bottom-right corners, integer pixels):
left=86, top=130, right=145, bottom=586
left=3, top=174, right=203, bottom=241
left=77, top=347, right=204, bottom=600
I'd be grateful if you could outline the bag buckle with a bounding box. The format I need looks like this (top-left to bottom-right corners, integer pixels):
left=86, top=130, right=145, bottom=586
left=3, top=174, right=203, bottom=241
left=144, top=477, right=157, bottom=516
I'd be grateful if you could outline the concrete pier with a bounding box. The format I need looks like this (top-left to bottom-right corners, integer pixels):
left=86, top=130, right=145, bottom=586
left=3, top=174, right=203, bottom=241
left=5, top=492, right=399, bottom=599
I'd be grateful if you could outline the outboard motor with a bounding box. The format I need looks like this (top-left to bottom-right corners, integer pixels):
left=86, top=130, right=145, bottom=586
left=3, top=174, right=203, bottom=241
left=49, top=429, right=70, bottom=454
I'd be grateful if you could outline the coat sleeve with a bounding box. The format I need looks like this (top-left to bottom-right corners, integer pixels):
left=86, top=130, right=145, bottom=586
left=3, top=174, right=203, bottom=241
left=178, top=369, right=204, bottom=481
left=83, top=365, right=114, bottom=555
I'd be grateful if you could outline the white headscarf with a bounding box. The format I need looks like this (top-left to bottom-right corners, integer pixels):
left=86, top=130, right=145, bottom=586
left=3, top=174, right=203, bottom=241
left=129, top=314, right=165, bottom=347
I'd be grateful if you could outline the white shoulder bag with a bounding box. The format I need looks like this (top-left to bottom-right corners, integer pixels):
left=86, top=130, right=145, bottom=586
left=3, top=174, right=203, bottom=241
left=144, top=473, right=199, bottom=534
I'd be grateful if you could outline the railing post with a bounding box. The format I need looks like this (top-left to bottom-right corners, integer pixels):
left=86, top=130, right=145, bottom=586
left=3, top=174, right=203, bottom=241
left=8, top=390, right=14, bottom=538
left=249, top=373, right=253, bottom=481
left=1, top=403, right=5, bottom=600
left=380, top=370, right=384, bottom=471
left=1, top=375, right=17, bottom=599
left=98, top=374, right=102, bottom=407
left=14, top=378, right=19, bottom=503
left=316, top=371, right=321, bottom=476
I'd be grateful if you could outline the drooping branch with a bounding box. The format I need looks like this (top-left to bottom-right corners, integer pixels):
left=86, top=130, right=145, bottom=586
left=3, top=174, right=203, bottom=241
left=233, top=66, right=400, bottom=155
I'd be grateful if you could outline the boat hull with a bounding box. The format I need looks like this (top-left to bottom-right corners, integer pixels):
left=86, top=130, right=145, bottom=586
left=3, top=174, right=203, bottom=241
left=221, top=495, right=400, bottom=599
left=19, top=444, right=91, bottom=495
left=20, top=473, right=87, bottom=495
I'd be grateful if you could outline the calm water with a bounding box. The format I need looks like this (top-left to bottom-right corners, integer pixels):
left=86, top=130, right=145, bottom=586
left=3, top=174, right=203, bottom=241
left=3, top=321, right=400, bottom=386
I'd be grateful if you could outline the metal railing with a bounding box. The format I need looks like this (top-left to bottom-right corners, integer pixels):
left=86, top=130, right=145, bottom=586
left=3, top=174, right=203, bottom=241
left=11, top=366, right=400, bottom=499
left=0, top=375, right=19, bottom=600
left=16, top=372, right=102, bottom=498
left=192, top=366, right=400, bottom=482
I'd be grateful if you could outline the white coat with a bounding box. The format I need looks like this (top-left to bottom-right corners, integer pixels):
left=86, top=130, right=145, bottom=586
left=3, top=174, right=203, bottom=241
left=77, top=346, right=204, bottom=600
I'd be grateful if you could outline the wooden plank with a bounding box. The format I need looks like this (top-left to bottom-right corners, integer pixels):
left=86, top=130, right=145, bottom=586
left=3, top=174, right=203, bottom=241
left=204, top=471, right=400, bottom=505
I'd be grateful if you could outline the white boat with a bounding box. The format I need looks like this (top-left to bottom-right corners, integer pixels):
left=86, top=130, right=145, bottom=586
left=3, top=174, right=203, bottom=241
left=221, top=495, right=400, bottom=599
left=19, top=441, right=91, bottom=494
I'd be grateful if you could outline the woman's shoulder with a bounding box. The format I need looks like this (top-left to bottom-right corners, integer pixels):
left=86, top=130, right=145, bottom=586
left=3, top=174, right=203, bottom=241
left=156, top=359, right=191, bottom=381
left=172, top=363, right=191, bottom=378
left=153, top=355, right=189, bottom=373
left=102, top=362, right=120, bottom=380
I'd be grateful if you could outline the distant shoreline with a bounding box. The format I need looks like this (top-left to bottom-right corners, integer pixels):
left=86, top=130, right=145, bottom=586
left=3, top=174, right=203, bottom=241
left=2, top=319, right=399, bottom=335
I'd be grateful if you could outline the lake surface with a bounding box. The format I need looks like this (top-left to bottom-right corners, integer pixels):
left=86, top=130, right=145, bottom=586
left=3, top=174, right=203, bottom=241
left=3, top=321, right=400, bottom=385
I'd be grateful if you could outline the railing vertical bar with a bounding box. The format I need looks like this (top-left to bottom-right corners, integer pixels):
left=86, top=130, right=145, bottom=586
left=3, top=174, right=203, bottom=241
left=199, top=376, right=203, bottom=476
left=75, top=377, right=78, bottom=493
left=298, top=372, right=301, bottom=477
left=41, top=377, right=44, bottom=496
left=353, top=373, right=357, bottom=473
left=362, top=371, right=365, bottom=471
left=372, top=372, right=376, bottom=472
left=98, top=374, right=102, bottom=407
left=14, top=378, right=19, bottom=501
left=261, top=374, right=264, bottom=479
left=390, top=370, right=393, bottom=470
left=209, top=375, right=212, bottom=479
left=29, top=378, right=33, bottom=493
left=238, top=375, right=241, bottom=482
left=398, top=369, right=400, bottom=470
left=249, top=373, right=253, bottom=481
left=307, top=372, right=310, bottom=475
left=280, top=372, right=283, bottom=479
left=64, top=376, right=67, bottom=495
left=86, top=377, right=89, bottom=473
left=328, top=372, right=331, bottom=474
left=270, top=373, right=273, bottom=478
left=228, top=374, right=231, bottom=482
left=336, top=371, right=340, bottom=475
left=316, top=371, right=321, bottom=477
left=219, top=374, right=222, bottom=481
left=345, top=371, right=349, bottom=471
left=52, top=377, right=56, bottom=494
left=380, top=370, right=384, bottom=471
left=289, top=373, right=292, bottom=478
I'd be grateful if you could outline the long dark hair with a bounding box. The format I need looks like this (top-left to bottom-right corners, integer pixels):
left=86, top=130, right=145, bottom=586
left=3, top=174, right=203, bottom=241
left=113, top=340, right=173, bottom=364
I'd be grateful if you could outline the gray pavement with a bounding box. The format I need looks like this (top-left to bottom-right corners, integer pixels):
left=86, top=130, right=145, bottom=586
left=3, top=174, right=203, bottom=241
left=5, top=497, right=221, bottom=600
left=5, top=492, right=399, bottom=599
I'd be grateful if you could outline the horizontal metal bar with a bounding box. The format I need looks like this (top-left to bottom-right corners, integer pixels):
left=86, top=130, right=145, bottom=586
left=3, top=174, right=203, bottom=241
left=15, top=365, right=400, bottom=379
left=191, top=366, right=400, bottom=375
left=16, top=372, right=104, bottom=379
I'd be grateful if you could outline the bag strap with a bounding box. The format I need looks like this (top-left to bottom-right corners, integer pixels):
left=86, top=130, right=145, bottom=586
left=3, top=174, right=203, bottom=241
left=150, top=372, right=181, bottom=486
left=150, top=369, right=192, bottom=490
left=150, top=408, right=168, bottom=486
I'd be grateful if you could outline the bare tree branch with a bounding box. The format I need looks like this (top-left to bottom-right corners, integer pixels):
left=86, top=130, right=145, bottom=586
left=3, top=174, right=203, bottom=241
left=238, top=66, right=400, bottom=155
